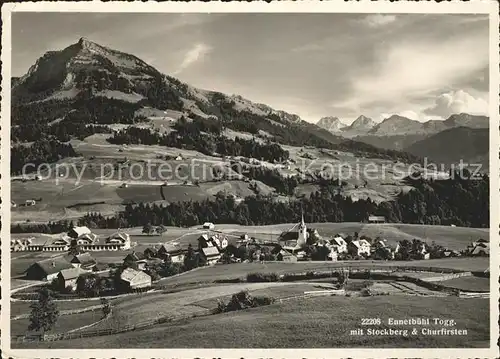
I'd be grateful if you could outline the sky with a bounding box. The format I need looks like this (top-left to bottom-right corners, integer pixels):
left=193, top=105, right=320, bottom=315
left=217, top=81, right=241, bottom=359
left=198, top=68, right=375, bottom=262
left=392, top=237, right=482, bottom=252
left=12, top=12, right=490, bottom=124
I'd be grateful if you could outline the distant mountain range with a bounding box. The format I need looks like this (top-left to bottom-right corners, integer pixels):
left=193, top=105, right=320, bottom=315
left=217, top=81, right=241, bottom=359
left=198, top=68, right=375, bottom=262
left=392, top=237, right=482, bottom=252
left=316, top=112, right=489, bottom=168
left=317, top=113, right=488, bottom=138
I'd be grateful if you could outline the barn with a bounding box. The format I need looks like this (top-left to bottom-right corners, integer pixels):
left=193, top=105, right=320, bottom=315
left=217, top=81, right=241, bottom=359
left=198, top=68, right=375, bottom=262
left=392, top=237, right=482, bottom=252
left=26, top=257, right=74, bottom=281
left=119, top=268, right=152, bottom=290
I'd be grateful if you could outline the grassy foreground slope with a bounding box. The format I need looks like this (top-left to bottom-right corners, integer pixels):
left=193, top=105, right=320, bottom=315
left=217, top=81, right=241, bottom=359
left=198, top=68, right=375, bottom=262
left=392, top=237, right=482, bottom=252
left=156, top=257, right=489, bottom=287
left=19, top=296, right=489, bottom=348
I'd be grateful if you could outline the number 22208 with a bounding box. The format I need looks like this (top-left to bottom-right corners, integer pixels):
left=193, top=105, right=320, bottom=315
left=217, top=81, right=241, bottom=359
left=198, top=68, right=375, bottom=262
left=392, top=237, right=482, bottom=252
left=361, top=318, right=382, bottom=325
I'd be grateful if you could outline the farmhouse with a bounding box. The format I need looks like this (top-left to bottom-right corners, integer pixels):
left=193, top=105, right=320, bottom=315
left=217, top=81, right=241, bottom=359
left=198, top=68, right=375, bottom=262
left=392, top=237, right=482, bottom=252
left=368, top=215, right=385, bottom=224
left=197, top=234, right=214, bottom=249
left=203, top=222, right=215, bottom=230
left=75, top=232, right=98, bottom=245
left=25, top=199, right=36, bottom=206
left=68, top=226, right=92, bottom=239
left=26, top=257, right=74, bottom=281
left=105, top=232, right=131, bottom=250
left=158, top=244, right=186, bottom=263
left=372, top=238, right=387, bottom=250
left=11, top=239, right=25, bottom=252
left=330, top=236, right=348, bottom=254
left=10, top=238, right=36, bottom=252
left=43, top=237, right=71, bottom=251
left=200, top=246, right=221, bottom=265
left=119, top=268, right=152, bottom=290
left=123, top=252, right=148, bottom=270
left=470, top=242, right=489, bottom=256
left=57, top=267, right=89, bottom=291
left=276, top=249, right=297, bottom=262
left=327, top=248, right=338, bottom=261
left=70, top=253, right=97, bottom=270
left=347, top=239, right=371, bottom=257
left=144, top=247, right=158, bottom=259
left=105, top=231, right=131, bottom=250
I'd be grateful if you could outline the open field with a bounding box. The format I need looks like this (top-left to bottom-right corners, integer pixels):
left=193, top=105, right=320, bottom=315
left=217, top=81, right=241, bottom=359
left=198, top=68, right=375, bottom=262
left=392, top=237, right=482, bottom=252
left=11, top=309, right=103, bottom=336
left=191, top=282, right=330, bottom=309
left=18, top=296, right=489, bottom=348
left=90, top=282, right=313, bottom=332
left=11, top=125, right=433, bottom=223
left=156, top=257, right=489, bottom=287
left=436, top=276, right=490, bottom=292
left=11, top=300, right=101, bottom=318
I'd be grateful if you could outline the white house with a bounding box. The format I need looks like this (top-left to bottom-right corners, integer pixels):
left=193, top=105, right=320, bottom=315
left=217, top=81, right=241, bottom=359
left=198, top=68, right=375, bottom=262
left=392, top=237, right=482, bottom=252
left=327, top=248, right=338, bottom=261
left=368, top=215, right=385, bottom=224
left=68, top=226, right=92, bottom=239
left=106, top=232, right=131, bottom=250
left=331, top=236, right=348, bottom=254
left=25, top=199, right=36, bottom=206
left=348, top=239, right=371, bottom=257
left=200, top=246, right=221, bottom=265
left=203, top=222, right=215, bottom=230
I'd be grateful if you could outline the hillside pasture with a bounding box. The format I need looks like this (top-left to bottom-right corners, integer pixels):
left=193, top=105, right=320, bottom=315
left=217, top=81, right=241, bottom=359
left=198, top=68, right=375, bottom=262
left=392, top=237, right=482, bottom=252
left=156, top=257, right=489, bottom=288
left=11, top=309, right=103, bottom=337
left=20, top=296, right=489, bottom=348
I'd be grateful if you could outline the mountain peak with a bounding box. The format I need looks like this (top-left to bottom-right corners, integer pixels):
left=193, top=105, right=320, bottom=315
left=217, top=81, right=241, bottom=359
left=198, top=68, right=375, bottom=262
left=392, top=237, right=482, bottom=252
left=77, top=37, right=98, bottom=49
left=316, top=116, right=346, bottom=132
left=348, top=115, right=376, bottom=130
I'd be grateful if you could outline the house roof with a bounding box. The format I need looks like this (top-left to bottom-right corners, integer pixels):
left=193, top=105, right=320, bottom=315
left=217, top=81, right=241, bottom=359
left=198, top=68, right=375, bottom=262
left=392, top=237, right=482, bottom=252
left=278, top=231, right=299, bottom=242
left=350, top=240, right=370, bottom=248
left=124, top=252, right=146, bottom=262
left=78, top=233, right=97, bottom=241
left=198, top=234, right=210, bottom=242
left=120, top=268, right=151, bottom=283
left=93, top=263, right=108, bottom=271
left=279, top=249, right=294, bottom=257
left=107, top=232, right=129, bottom=242
left=331, top=237, right=346, bottom=246
left=71, top=253, right=97, bottom=266
left=59, top=267, right=87, bottom=281
left=68, top=226, right=91, bottom=238
left=159, top=243, right=185, bottom=255
left=358, top=239, right=371, bottom=246
left=202, top=246, right=220, bottom=257
left=31, top=257, right=74, bottom=276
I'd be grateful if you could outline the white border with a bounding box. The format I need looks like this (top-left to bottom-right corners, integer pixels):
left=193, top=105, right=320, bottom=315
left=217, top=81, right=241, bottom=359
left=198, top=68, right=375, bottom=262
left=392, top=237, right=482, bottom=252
left=1, top=2, right=499, bottom=358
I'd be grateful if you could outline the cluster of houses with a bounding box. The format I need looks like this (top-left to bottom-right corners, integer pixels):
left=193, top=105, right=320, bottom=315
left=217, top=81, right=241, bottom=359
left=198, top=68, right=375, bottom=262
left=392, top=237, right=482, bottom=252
left=276, top=218, right=488, bottom=261
left=140, top=232, right=228, bottom=266
left=465, top=238, right=489, bottom=256
left=10, top=226, right=131, bottom=252
left=23, top=231, right=232, bottom=295
left=25, top=251, right=154, bottom=293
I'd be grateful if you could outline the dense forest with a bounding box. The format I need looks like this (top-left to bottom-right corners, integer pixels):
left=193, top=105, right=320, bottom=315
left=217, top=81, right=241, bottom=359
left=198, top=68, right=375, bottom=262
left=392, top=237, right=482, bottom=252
left=11, top=139, right=78, bottom=175
left=12, top=172, right=486, bottom=234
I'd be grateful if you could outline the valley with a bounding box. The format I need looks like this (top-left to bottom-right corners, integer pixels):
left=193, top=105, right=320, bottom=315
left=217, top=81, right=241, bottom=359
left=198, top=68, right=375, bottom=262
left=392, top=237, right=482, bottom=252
left=9, top=35, right=491, bottom=350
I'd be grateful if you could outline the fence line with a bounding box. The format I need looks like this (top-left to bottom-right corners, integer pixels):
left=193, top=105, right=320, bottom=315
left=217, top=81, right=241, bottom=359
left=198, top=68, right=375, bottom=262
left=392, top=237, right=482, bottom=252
left=13, top=308, right=218, bottom=343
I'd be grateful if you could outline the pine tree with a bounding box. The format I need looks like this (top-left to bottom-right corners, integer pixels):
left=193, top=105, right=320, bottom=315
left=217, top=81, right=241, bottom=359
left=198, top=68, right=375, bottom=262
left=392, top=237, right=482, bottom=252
left=28, top=288, right=59, bottom=336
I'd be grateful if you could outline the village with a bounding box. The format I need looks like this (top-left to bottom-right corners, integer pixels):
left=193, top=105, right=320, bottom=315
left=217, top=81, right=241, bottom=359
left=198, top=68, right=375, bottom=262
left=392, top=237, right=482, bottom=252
left=11, top=216, right=490, bottom=298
